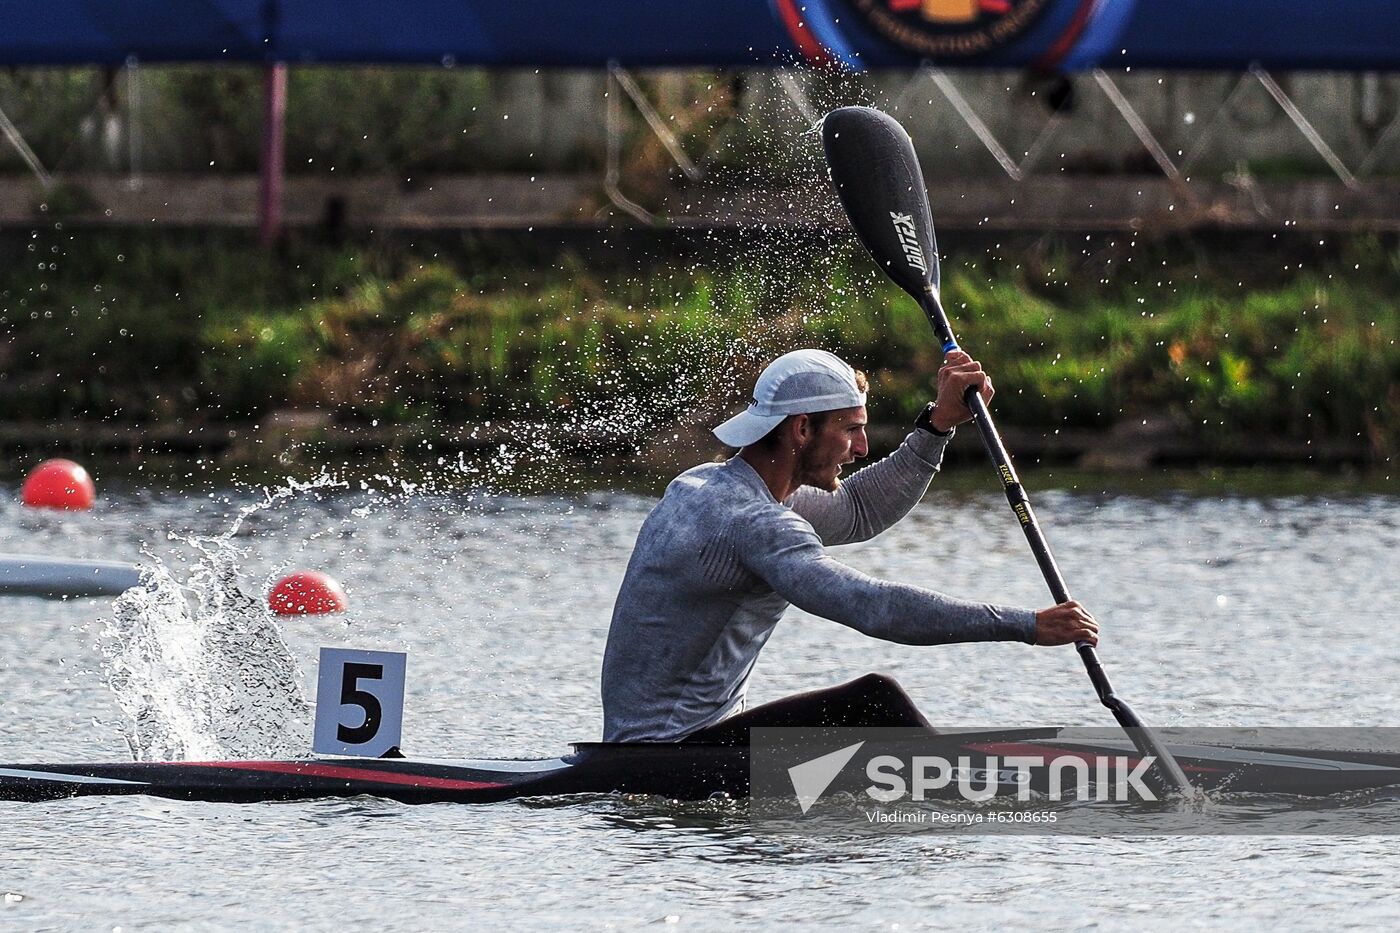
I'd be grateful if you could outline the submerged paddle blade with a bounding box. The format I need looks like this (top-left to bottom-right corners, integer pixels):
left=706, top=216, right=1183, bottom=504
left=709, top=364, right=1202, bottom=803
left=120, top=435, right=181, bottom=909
left=822, top=106, right=940, bottom=298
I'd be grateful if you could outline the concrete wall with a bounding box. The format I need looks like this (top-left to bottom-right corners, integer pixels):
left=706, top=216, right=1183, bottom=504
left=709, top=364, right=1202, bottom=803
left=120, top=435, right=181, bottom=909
left=2, top=67, right=1398, bottom=181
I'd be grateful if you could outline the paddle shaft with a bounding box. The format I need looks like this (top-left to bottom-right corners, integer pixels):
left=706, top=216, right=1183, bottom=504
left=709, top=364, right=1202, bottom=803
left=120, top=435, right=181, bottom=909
left=918, top=284, right=1194, bottom=792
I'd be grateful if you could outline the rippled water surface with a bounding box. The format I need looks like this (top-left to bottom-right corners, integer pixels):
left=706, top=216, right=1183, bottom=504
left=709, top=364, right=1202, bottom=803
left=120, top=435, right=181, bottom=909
left=2, top=466, right=1399, bottom=929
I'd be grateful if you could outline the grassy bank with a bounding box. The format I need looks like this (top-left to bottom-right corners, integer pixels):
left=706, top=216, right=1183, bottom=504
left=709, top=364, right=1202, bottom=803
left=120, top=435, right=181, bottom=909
left=2, top=229, right=1398, bottom=458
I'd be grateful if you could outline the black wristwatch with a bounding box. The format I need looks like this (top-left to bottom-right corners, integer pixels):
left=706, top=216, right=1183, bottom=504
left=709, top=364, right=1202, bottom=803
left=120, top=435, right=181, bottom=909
left=915, top=402, right=954, bottom=437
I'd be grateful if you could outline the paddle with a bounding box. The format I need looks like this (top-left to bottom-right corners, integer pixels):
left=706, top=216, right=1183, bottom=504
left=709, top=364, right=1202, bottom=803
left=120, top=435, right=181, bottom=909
left=820, top=105, right=1194, bottom=795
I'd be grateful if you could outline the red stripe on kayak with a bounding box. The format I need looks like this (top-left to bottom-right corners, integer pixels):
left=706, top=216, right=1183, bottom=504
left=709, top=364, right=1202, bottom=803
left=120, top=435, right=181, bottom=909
left=967, top=742, right=1227, bottom=774
left=182, top=761, right=508, bottom=790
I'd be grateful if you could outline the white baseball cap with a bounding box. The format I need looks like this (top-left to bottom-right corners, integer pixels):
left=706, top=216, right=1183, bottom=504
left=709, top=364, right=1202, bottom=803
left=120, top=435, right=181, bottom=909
left=713, top=349, right=867, bottom=448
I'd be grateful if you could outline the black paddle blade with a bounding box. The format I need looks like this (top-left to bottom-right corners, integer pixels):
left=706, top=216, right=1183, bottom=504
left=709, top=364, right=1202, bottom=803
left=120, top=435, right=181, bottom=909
left=821, top=106, right=940, bottom=298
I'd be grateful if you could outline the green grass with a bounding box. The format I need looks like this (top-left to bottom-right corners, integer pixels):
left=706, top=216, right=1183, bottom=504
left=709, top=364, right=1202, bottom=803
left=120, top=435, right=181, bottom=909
left=2, top=230, right=1398, bottom=457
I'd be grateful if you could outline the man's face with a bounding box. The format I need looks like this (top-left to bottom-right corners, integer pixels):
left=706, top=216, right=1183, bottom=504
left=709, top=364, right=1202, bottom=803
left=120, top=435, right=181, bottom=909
left=796, top=406, right=869, bottom=492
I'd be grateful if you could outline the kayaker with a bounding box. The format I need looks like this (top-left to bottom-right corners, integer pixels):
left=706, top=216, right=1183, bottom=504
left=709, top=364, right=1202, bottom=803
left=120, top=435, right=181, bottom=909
left=601, top=348, right=1099, bottom=742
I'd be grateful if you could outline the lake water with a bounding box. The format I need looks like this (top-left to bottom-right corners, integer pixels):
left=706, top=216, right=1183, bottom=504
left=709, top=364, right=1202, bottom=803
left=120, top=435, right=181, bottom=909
left=2, top=463, right=1399, bottom=929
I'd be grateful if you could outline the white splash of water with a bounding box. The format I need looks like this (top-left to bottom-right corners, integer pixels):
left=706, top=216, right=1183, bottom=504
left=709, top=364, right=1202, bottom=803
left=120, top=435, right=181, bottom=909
left=101, top=474, right=347, bottom=761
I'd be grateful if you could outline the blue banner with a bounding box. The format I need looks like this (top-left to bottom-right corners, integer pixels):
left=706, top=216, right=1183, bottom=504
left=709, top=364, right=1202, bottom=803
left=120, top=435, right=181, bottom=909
left=3, top=1, right=1399, bottom=71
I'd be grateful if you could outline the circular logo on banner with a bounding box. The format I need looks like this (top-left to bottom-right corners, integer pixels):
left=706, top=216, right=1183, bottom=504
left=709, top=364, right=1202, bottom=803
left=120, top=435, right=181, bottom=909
left=847, top=0, right=1054, bottom=59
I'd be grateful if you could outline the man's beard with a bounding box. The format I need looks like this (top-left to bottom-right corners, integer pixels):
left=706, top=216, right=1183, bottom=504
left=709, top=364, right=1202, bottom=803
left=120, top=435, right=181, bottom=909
left=796, top=446, right=841, bottom=492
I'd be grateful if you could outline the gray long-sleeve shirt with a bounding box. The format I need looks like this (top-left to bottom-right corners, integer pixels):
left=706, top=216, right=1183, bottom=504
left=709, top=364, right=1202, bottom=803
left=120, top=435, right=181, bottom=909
left=600, top=428, right=1038, bottom=741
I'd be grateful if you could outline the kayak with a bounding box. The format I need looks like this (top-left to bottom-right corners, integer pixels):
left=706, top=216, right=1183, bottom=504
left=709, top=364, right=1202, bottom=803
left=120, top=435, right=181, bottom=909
left=0, top=743, right=742, bottom=805
left=5, top=728, right=1400, bottom=804
left=0, top=554, right=141, bottom=598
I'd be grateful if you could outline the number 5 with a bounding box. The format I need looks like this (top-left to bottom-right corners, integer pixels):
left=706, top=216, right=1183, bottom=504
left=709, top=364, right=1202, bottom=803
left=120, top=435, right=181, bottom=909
left=313, top=648, right=406, bottom=757
left=337, top=662, right=384, bottom=744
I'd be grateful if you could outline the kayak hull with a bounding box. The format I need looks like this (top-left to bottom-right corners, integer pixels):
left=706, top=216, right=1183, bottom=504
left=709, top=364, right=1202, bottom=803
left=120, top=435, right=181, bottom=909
left=4, top=730, right=1400, bottom=804
left=0, top=744, right=750, bottom=804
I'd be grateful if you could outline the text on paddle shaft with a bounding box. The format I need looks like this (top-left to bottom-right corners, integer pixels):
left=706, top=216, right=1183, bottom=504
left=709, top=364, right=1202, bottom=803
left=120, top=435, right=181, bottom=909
left=889, top=212, right=928, bottom=275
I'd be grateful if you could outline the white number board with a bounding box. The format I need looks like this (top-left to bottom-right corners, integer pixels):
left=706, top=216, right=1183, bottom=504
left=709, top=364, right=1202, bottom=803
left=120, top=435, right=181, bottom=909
left=313, top=647, right=406, bottom=757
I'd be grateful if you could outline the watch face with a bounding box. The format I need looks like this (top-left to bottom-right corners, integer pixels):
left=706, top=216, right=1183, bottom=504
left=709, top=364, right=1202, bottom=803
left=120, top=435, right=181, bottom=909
left=844, top=0, right=1054, bottom=59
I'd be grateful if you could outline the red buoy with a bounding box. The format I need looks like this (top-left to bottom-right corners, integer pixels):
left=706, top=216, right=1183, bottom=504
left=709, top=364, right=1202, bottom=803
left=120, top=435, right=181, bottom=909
left=269, top=571, right=348, bottom=615
left=21, top=459, right=96, bottom=510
